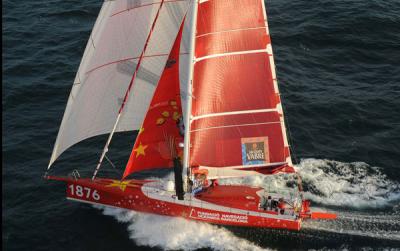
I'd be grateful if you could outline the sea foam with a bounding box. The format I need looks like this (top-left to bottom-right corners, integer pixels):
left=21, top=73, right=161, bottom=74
left=297, top=158, right=400, bottom=208
left=95, top=205, right=271, bottom=251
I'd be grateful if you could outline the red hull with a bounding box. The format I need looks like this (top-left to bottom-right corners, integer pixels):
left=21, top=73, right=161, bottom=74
left=48, top=176, right=302, bottom=230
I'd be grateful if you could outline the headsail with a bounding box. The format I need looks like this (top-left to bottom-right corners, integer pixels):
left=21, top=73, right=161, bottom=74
left=123, top=19, right=186, bottom=179
left=188, top=0, right=294, bottom=176
left=48, top=0, right=189, bottom=168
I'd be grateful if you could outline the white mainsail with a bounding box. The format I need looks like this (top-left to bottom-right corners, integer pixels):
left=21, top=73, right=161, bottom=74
left=49, top=0, right=190, bottom=168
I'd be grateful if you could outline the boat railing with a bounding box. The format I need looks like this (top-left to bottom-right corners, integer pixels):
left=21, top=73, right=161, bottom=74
left=68, top=170, right=80, bottom=180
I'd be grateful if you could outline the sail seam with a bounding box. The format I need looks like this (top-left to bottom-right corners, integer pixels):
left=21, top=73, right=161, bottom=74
left=190, top=121, right=281, bottom=132
left=196, top=26, right=266, bottom=38
left=191, top=108, right=278, bottom=121
left=111, top=0, right=185, bottom=17
left=85, top=53, right=169, bottom=74
left=195, top=49, right=269, bottom=63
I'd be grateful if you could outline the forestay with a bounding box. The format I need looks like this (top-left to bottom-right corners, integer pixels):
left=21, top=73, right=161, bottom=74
left=189, top=0, right=294, bottom=176
left=48, top=0, right=190, bottom=168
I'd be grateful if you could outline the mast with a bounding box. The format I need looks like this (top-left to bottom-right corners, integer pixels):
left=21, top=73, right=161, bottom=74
left=92, top=1, right=166, bottom=180
left=182, top=0, right=198, bottom=189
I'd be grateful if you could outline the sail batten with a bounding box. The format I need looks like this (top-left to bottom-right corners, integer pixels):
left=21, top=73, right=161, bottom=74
left=195, top=49, right=270, bottom=63
left=191, top=108, right=279, bottom=121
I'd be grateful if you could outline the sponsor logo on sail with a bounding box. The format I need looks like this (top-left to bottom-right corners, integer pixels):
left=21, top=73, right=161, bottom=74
left=241, top=137, right=270, bottom=165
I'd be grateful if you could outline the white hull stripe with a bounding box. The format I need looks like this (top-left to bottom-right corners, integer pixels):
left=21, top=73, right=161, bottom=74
left=196, top=26, right=267, bottom=38
left=200, top=162, right=287, bottom=170
left=195, top=49, right=269, bottom=63
left=192, top=108, right=278, bottom=121
left=190, top=121, right=281, bottom=132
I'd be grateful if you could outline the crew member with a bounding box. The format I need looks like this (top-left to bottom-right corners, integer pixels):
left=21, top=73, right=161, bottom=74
left=177, top=117, right=185, bottom=137
left=278, top=198, right=286, bottom=215
left=210, top=179, right=218, bottom=187
left=267, top=196, right=272, bottom=210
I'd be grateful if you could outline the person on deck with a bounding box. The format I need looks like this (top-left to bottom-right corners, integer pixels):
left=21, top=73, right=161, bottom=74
left=278, top=198, right=286, bottom=215
left=267, top=196, right=272, bottom=210
left=177, top=116, right=185, bottom=137
left=260, top=195, right=267, bottom=210
left=271, top=198, right=279, bottom=212
left=210, top=179, right=218, bottom=187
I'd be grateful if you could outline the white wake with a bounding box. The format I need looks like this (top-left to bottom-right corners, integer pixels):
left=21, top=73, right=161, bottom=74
left=297, top=158, right=400, bottom=208
left=95, top=205, right=271, bottom=251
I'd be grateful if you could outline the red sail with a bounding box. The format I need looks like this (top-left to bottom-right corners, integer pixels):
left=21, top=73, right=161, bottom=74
left=123, top=21, right=185, bottom=179
left=189, top=0, right=294, bottom=174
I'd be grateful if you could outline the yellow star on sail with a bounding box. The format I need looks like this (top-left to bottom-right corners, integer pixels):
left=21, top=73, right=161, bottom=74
left=133, top=142, right=147, bottom=158
left=138, top=127, right=145, bottom=135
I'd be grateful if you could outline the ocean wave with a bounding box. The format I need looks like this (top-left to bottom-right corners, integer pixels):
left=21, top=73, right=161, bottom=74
left=95, top=205, right=271, bottom=251
left=297, top=158, right=400, bottom=208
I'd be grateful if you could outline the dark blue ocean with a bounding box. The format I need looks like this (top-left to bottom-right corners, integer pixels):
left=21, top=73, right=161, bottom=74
left=3, top=0, right=400, bottom=250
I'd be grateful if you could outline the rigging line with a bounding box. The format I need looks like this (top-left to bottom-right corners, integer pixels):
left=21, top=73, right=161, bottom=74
left=92, top=0, right=167, bottom=180
left=104, top=154, right=122, bottom=176
left=104, top=154, right=117, bottom=170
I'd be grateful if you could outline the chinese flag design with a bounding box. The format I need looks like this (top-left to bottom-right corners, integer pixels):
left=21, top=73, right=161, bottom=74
left=123, top=21, right=185, bottom=179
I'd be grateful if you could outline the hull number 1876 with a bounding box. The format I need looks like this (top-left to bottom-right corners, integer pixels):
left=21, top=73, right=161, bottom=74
left=68, top=184, right=100, bottom=201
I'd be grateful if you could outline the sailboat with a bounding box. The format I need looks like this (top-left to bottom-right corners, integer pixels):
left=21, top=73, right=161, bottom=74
left=45, top=0, right=336, bottom=230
